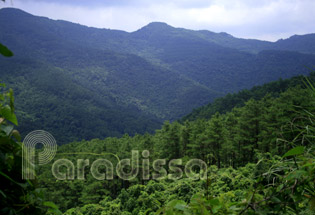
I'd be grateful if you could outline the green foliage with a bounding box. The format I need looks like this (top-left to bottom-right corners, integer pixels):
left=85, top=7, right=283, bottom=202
left=283, top=146, right=304, bottom=157
left=0, top=84, right=62, bottom=214
left=33, top=75, right=315, bottom=215
left=1, top=7, right=315, bottom=214
left=1, top=8, right=315, bottom=144
left=158, top=77, right=315, bottom=215
left=0, top=42, right=13, bottom=57
left=182, top=72, right=315, bottom=121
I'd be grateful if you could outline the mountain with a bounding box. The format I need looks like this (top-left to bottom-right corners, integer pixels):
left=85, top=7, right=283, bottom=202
left=36, top=72, right=315, bottom=213
left=1, top=8, right=315, bottom=143
left=0, top=8, right=219, bottom=143
left=182, top=72, right=315, bottom=121
left=273, top=34, right=315, bottom=54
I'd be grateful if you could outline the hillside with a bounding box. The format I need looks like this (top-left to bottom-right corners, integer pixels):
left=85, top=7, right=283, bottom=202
left=1, top=8, right=315, bottom=143
left=35, top=73, right=315, bottom=214
left=182, top=72, right=315, bottom=121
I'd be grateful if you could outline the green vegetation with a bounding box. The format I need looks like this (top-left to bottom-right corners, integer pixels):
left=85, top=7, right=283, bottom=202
left=1, top=8, right=315, bottom=144
left=33, top=74, right=314, bottom=214
left=1, top=7, right=315, bottom=215
left=0, top=84, right=63, bottom=214
left=182, top=72, right=315, bottom=121
left=1, top=61, right=314, bottom=214
left=0, top=43, right=13, bottom=57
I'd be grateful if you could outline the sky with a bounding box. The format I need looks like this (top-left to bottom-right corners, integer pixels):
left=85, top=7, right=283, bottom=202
left=1, top=0, right=315, bottom=41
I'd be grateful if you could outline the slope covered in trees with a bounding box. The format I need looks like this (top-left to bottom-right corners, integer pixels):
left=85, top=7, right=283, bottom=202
left=1, top=8, right=315, bottom=143
left=182, top=72, right=315, bottom=121
left=34, top=73, right=315, bottom=214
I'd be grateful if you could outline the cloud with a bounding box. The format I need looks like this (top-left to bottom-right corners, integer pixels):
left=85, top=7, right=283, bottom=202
left=10, top=0, right=217, bottom=9
left=1, top=0, right=315, bottom=41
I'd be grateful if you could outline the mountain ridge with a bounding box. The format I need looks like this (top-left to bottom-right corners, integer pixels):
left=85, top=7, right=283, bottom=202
left=2, top=8, right=315, bottom=55
left=1, top=7, right=315, bottom=143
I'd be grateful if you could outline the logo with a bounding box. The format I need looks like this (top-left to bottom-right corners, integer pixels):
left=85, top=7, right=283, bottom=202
left=22, top=130, right=57, bottom=179
left=22, top=130, right=207, bottom=181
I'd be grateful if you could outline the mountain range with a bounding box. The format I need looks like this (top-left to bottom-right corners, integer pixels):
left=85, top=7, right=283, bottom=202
left=0, top=8, right=315, bottom=144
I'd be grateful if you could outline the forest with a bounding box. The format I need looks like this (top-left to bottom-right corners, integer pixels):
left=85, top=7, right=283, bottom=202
left=1, top=8, right=315, bottom=144
left=1, top=69, right=314, bottom=214
left=0, top=5, right=315, bottom=215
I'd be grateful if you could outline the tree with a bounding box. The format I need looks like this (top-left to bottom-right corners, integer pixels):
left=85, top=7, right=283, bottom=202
left=0, top=0, right=13, bottom=57
left=204, top=112, right=227, bottom=168
left=237, top=99, right=262, bottom=164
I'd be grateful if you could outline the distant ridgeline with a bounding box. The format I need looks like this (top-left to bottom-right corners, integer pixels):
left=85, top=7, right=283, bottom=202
left=1, top=8, right=315, bottom=144
left=182, top=72, right=315, bottom=121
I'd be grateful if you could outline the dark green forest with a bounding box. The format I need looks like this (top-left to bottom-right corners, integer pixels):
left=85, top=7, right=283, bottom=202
left=37, top=73, right=315, bottom=215
left=1, top=8, right=315, bottom=144
left=1, top=71, right=314, bottom=214
left=0, top=7, right=315, bottom=215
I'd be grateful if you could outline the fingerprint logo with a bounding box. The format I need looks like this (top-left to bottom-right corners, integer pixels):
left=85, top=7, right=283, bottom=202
left=22, top=130, right=57, bottom=179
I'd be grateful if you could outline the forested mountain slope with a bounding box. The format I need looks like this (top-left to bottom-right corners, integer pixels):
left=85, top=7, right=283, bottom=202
left=1, top=8, right=315, bottom=143
left=183, top=72, right=315, bottom=121
left=36, top=73, right=315, bottom=214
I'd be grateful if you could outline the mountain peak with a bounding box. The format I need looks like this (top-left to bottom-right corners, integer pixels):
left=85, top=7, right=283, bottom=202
left=146, top=22, right=171, bottom=27
left=135, top=22, right=174, bottom=32
left=0, top=7, right=33, bottom=17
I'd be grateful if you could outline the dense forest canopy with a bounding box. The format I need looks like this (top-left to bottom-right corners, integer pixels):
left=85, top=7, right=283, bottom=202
left=33, top=73, right=314, bottom=214
left=1, top=70, right=314, bottom=214
left=0, top=5, right=315, bottom=215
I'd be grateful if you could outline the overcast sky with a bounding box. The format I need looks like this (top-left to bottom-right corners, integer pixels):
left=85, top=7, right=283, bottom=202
left=1, top=0, right=315, bottom=41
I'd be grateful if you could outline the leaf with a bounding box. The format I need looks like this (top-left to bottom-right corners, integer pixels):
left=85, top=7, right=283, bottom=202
left=286, top=170, right=307, bottom=180
left=303, top=77, right=315, bottom=93
left=43, top=201, right=59, bottom=209
left=0, top=105, right=18, bottom=125
left=0, top=43, right=13, bottom=57
left=208, top=198, right=220, bottom=206
left=229, top=205, right=240, bottom=211
left=0, top=189, right=6, bottom=198
left=283, top=146, right=304, bottom=158
left=208, top=198, right=222, bottom=213
left=8, top=89, right=14, bottom=112
left=1, top=124, right=14, bottom=136
left=277, top=184, right=284, bottom=192
left=167, top=200, right=186, bottom=208
left=10, top=129, right=21, bottom=141
left=174, top=203, right=187, bottom=211
left=155, top=207, right=164, bottom=214
left=271, top=196, right=282, bottom=203
left=47, top=208, right=63, bottom=215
